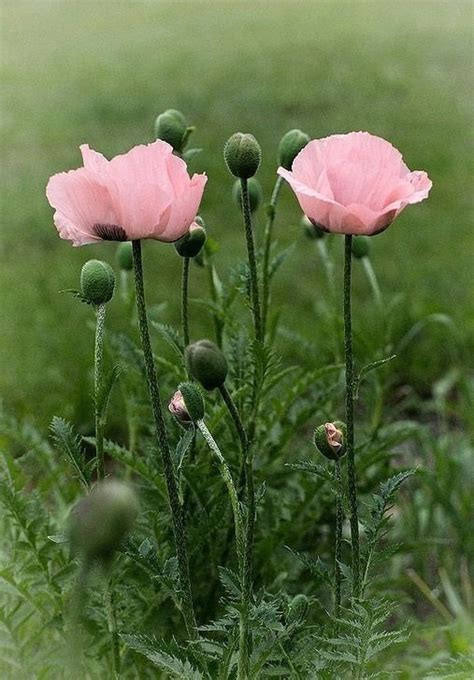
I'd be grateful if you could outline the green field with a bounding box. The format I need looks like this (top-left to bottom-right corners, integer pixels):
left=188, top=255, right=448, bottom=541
left=1, top=0, right=472, bottom=425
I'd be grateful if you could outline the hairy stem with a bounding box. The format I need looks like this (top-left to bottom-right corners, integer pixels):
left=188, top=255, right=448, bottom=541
left=181, top=256, right=190, bottom=348
left=240, top=178, right=263, bottom=344
left=261, top=175, right=283, bottom=336
left=343, top=235, right=360, bottom=598
left=132, top=239, right=197, bottom=637
left=94, top=303, right=107, bottom=480
left=335, top=459, right=343, bottom=615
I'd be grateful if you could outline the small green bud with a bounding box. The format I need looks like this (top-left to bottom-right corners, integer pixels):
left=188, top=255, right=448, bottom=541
left=185, top=339, right=228, bottom=391
left=116, top=242, right=134, bottom=271
left=352, top=236, right=371, bottom=259
left=301, top=215, right=325, bottom=240
left=176, top=382, right=205, bottom=422
left=232, top=177, right=262, bottom=213
left=224, top=132, right=261, bottom=179
left=278, top=129, right=310, bottom=170
left=175, top=221, right=207, bottom=258
left=154, top=109, right=188, bottom=153
left=313, top=421, right=347, bottom=461
left=287, top=594, right=309, bottom=624
left=69, top=480, right=139, bottom=562
left=80, top=259, right=115, bottom=305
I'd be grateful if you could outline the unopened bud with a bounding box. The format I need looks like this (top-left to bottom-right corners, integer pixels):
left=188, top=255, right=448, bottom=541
left=287, top=594, right=309, bottom=624
left=352, top=236, right=371, bottom=259
left=69, top=480, right=139, bottom=562
left=154, top=109, right=190, bottom=153
left=174, top=220, right=207, bottom=258
left=175, top=382, right=205, bottom=422
left=232, top=177, right=262, bottom=213
left=224, top=132, right=261, bottom=179
left=313, top=421, right=347, bottom=461
left=116, top=242, right=134, bottom=271
left=278, top=129, right=310, bottom=170
left=80, top=259, right=115, bottom=305
left=185, top=339, right=228, bottom=390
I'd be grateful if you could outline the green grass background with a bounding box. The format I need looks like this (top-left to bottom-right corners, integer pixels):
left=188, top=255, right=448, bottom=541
left=1, top=0, right=472, bottom=427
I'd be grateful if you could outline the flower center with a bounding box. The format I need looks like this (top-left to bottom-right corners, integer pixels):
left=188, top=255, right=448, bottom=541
left=93, top=223, right=128, bottom=241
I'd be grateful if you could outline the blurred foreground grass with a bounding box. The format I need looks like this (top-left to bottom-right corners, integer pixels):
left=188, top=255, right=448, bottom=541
left=1, top=0, right=472, bottom=426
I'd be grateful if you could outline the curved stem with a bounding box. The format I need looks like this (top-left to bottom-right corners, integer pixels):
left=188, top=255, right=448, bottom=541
left=132, top=239, right=197, bottom=637
left=240, top=178, right=263, bottom=344
left=335, top=459, right=343, bottom=615
left=343, top=235, right=360, bottom=598
left=94, top=303, right=107, bottom=480
left=261, top=175, right=283, bottom=336
left=181, top=256, right=190, bottom=348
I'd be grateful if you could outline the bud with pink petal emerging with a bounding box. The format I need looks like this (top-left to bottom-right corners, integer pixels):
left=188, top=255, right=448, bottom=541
left=169, top=382, right=204, bottom=423
left=313, top=421, right=347, bottom=461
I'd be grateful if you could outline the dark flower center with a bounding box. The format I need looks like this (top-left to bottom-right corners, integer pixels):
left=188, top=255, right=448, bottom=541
left=93, top=223, right=128, bottom=241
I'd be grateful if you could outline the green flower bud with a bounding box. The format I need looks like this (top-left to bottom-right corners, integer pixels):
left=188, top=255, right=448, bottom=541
left=116, top=242, right=134, bottom=271
left=313, top=421, right=347, bottom=461
left=185, top=339, right=228, bottom=391
left=175, top=221, right=207, bottom=258
left=176, top=382, right=205, bottom=422
left=278, top=129, right=310, bottom=170
left=287, top=594, right=309, bottom=624
left=154, top=109, right=188, bottom=153
left=69, top=480, right=139, bottom=562
left=224, top=132, right=261, bottom=179
left=232, top=177, right=262, bottom=213
left=80, top=259, right=115, bottom=305
left=301, top=215, right=325, bottom=240
left=352, top=235, right=371, bottom=259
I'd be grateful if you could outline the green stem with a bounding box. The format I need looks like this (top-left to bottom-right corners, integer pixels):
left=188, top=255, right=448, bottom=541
left=131, top=239, right=197, bottom=637
left=104, top=578, right=120, bottom=678
left=261, top=175, right=283, bottom=336
left=206, top=262, right=223, bottom=347
left=240, top=178, right=263, bottom=344
left=94, top=303, right=106, bottom=480
left=343, top=235, right=360, bottom=599
left=181, top=256, right=190, bottom=348
left=335, top=459, right=343, bottom=615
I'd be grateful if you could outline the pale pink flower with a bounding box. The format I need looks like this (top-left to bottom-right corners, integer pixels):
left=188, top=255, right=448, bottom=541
left=278, top=132, right=431, bottom=235
left=46, top=141, right=207, bottom=246
left=168, top=390, right=191, bottom=422
left=325, top=423, right=343, bottom=454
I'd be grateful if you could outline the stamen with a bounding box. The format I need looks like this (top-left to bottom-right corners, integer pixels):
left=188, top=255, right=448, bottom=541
left=93, top=223, right=128, bottom=241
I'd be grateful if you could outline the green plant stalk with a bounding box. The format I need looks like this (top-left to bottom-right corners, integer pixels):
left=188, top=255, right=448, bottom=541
left=206, top=261, right=223, bottom=347
left=131, top=239, right=197, bottom=637
left=240, top=178, right=263, bottom=344
left=335, top=458, right=343, bottom=615
left=343, top=235, right=360, bottom=598
left=316, top=238, right=340, bottom=361
left=261, top=175, right=283, bottom=336
left=94, top=303, right=107, bottom=480
left=361, top=256, right=383, bottom=311
left=181, top=256, right=190, bottom=348
left=104, top=578, right=120, bottom=678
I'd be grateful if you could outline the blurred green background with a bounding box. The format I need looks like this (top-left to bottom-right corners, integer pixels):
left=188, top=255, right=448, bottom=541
left=1, top=0, right=472, bottom=428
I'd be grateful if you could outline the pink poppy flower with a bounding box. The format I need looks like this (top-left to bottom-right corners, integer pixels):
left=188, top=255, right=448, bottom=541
left=277, top=131, right=431, bottom=235
left=46, top=140, right=207, bottom=246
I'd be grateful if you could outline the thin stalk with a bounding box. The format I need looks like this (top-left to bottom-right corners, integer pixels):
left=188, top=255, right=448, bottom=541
left=343, top=235, right=360, bottom=598
left=361, top=257, right=383, bottom=311
left=131, top=239, right=197, bottom=637
left=261, top=175, right=283, bottom=335
left=104, top=579, right=120, bottom=678
left=240, top=178, right=263, bottom=343
left=94, top=303, right=107, bottom=480
left=206, top=262, right=223, bottom=347
left=181, top=256, right=190, bottom=348
left=335, top=459, right=343, bottom=615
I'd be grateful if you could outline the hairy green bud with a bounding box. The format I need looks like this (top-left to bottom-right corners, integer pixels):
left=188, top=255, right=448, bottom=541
left=278, top=129, right=310, bottom=170
left=287, top=594, right=309, bottom=624
left=80, top=259, right=115, bottom=305
left=224, top=132, right=261, bottom=179
left=352, top=235, right=371, bottom=259
left=69, top=480, right=139, bottom=562
left=185, top=339, right=228, bottom=391
left=154, top=108, right=189, bottom=153
left=176, top=382, right=205, bottom=422
left=313, top=421, right=347, bottom=461
left=175, top=221, right=207, bottom=258
left=116, top=242, right=133, bottom=271
left=232, top=177, right=262, bottom=213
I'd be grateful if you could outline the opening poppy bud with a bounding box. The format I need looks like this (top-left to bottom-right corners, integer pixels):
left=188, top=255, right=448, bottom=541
left=174, top=221, right=207, bottom=258
left=232, top=177, right=262, bottom=213
left=301, top=215, right=325, bottom=240
left=185, top=339, right=228, bottom=390
left=287, top=594, right=309, bottom=624
left=313, top=421, right=347, bottom=461
left=352, top=235, right=371, bottom=259
left=80, top=259, right=115, bottom=305
left=278, top=129, right=310, bottom=170
left=172, top=382, right=205, bottom=422
left=224, top=132, right=261, bottom=179
left=116, top=242, right=134, bottom=271
left=69, top=480, right=139, bottom=562
left=154, top=108, right=189, bottom=153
